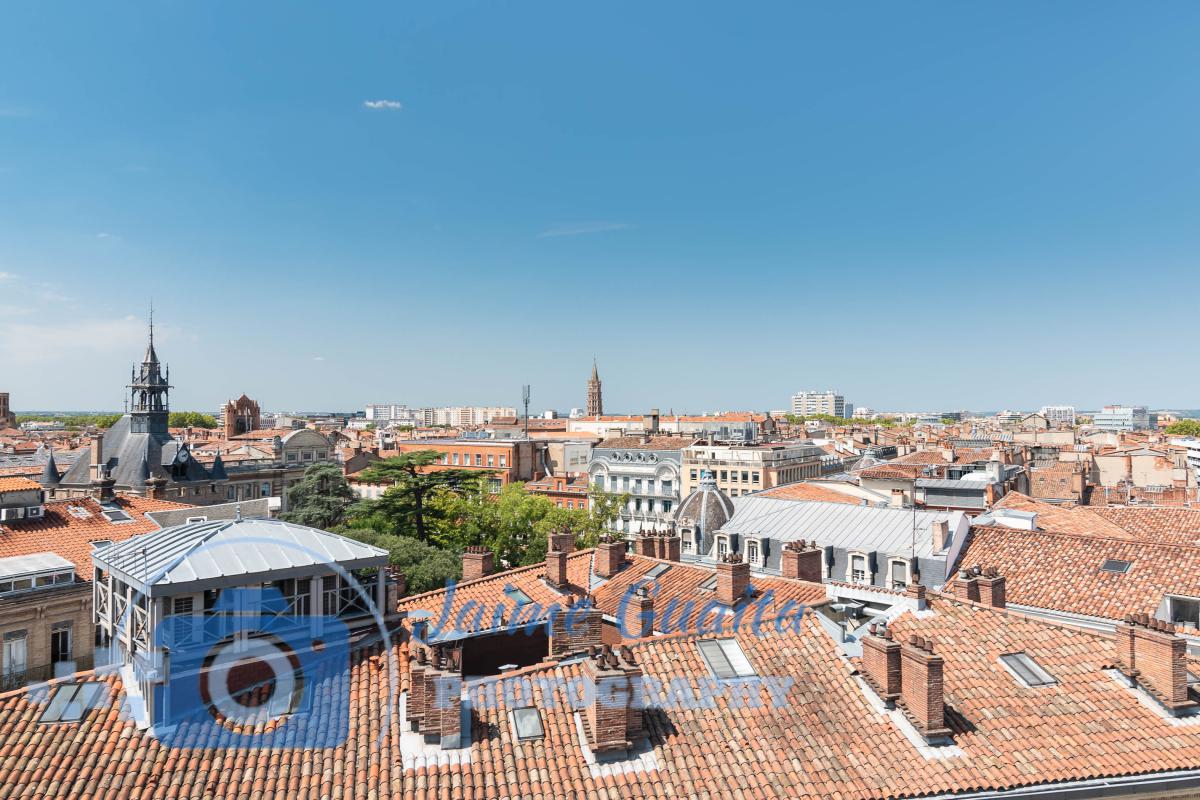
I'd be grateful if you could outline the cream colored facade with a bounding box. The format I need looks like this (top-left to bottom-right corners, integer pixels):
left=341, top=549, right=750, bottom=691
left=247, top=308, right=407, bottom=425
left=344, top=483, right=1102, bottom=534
left=680, top=442, right=825, bottom=498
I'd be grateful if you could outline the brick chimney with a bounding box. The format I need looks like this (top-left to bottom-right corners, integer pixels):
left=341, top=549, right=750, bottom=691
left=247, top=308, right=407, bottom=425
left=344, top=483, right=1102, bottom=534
left=583, top=645, right=643, bottom=753
left=900, top=634, right=951, bottom=737
left=550, top=530, right=576, bottom=555
left=1117, top=613, right=1195, bottom=714
left=408, top=646, right=429, bottom=732
left=930, top=520, right=950, bottom=552
left=144, top=475, right=167, bottom=501
left=421, top=648, right=463, bottom=748
left=976, top=567, right=1006, bottom=609
left=716, top=553, right=750, bottom=606
left=780, top=540, right=822, bottom=583
left=595, top=535, right=626, bottom=579
left=622, top=585, right=654, bottom=640
left=545, top=545, right=569, bottom=589
left=861, top=623, right=901, bottom=703
left=550, top=596, right=603, bottom=656
left=636, top=531, right=656, bottom=558
left=662, top=532, right=681, bottom=562
left=385, top=565, right=407, bottom=609
left=89, top=435, right=104, bottom=479
left=953, top=567, right=981, bottom=603
left=462, top=546, right=494, bottom=582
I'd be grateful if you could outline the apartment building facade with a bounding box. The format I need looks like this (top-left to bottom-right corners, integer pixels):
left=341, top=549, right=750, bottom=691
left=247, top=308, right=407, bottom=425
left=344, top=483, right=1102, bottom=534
left=588, top=436, right=691, bottom=536
left=790, top=390, right=847, bottom=418
left=680, top=441, right=827, bottom=498
left=392, top=439, right=538, bottom=491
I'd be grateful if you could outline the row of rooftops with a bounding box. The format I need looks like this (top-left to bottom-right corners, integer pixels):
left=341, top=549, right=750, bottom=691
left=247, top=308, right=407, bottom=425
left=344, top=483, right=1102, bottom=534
left=7, top=528, right=1200, bottom=799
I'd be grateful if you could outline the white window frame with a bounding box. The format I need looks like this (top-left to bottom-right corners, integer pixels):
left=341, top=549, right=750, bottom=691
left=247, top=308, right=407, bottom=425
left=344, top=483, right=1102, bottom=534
left=887, top=558, right=910, bottom=590
left=715, top=535, right=729, bottom=560
left=744, top=537, right=763, bottom=567
left=848, top=551, right=869, bottom=585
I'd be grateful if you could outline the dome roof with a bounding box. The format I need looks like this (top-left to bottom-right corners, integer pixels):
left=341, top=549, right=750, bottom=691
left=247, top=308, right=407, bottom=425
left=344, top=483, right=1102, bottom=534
left=674, top=470, right=734, bottom=556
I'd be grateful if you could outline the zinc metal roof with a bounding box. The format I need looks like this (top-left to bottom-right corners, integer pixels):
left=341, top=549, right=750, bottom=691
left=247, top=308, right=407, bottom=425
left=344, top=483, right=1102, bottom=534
left=723, top=495, right=964, bottom=558
left=0, top=552, right=74, bottom=580
left=93, top=517, right=388, bottom=596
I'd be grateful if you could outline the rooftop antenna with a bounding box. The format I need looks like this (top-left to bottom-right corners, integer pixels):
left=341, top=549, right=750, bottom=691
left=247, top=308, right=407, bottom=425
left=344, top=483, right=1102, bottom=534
left=522, top=385, right=531, bottom=437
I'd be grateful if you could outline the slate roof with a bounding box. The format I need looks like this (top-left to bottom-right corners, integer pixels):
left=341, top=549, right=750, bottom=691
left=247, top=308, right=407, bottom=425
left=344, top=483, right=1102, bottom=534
left=58, top=415, right=213, bottom=490
left=724, top=496, right=964, bottom=559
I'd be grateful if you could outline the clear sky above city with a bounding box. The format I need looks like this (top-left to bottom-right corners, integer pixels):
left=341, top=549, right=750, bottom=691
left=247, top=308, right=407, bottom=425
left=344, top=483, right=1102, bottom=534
left=1, top=2, right=1198, bottom=414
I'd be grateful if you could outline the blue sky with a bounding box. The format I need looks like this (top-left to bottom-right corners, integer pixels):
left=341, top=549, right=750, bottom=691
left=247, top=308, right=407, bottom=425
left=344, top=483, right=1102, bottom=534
left=2, top=2, right=1198, bottom=414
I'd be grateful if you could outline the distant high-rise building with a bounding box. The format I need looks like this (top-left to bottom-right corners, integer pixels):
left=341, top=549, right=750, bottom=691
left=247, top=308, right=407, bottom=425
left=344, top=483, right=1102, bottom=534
left=1039, top=405, right=1077, bottom=427
left=790, top=390, right=846, bottom=418
left=1093, top=405, right=1152, bottom=432
left=587, top=360, right=604, bottom=417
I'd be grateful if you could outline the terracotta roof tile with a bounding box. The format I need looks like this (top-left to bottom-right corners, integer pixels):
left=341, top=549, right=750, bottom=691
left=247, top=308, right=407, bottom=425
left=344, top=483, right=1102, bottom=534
left=0, top=494, right=189, bottom=578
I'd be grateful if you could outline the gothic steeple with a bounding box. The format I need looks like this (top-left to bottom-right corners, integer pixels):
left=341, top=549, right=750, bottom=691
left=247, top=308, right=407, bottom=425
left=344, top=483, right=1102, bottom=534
left=128, top=312, right=171, bottom=436
left=586, top=358, right=603, bottom=417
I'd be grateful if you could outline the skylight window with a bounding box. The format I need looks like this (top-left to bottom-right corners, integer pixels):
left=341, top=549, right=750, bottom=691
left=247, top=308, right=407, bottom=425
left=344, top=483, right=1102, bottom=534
left=1100, top=559, right=1131, bottom=574
left=645, top=563, right=672, bottom=580
left=699, top=575, right=718, bottom=592
left=511, top=706, right=544, bottom=740
left=697, top=638, right=756, bottom=679
left=100, top=508, right=132, bottom=523
left=504, top=586, right=532, bottom=606
left=999, top=652, right=1057, bottom=687
left=40, top=682, right=104, bottom=723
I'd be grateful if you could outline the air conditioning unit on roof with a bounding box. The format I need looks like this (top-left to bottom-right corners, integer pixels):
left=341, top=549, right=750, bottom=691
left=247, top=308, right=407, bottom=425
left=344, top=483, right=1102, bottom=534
left=0, top=507, right=25, bottom=521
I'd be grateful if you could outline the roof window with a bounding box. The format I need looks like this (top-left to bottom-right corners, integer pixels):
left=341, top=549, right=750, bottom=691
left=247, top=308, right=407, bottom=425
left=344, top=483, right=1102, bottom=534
left=1100, top=559, right=1131, bottom=574
left=697, top=638, right=756, bottom=679
left=40, top=682, right=104, bottom=723
left=999, top=652, right=1057, bottom=687
left=511, top=706, right=544, bottom=740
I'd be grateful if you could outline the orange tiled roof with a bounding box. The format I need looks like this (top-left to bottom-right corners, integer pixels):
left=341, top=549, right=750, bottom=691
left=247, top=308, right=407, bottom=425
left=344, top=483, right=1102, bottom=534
left=993, top=492, right=1132, bottom=538
left=0, top=477, right=42, bottom=492
left=8, top=588, right=1200, bottom=796
left=0, top=494, right=190, bottom=578
left=758, top=482, right=869, bottom=504
left=956, top=524, right=1200, bottom=620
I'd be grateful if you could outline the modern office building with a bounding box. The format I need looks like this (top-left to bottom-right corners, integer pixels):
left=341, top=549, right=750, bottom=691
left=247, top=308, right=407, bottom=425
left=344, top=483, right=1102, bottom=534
left=790, top=390, right=847, bottom=418
left=1092, top=404, right=1153, bottom=431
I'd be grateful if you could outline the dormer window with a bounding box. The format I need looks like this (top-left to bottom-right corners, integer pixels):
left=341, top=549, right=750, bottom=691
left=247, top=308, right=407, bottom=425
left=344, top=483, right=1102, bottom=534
left=716, top=536, right=729, bottom=560
left=888, top=558, right=910, bottom=590
left=848, top=552, right=869, bottom=585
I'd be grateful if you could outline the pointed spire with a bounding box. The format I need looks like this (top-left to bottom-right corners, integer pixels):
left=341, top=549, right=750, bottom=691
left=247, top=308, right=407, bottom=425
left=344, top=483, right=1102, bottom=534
left=40, top=449, right=60, bottom=488
left=591, top=357, right=599, bottom=382
left=143, top=303, right=159, bottom=365
left=209, top=452, right=228, bottom=481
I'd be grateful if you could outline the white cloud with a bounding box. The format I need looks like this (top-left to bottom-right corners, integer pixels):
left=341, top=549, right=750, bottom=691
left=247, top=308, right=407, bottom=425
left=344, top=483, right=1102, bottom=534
left=537, top=222, right=634, bottom=238
left=0, top=271, right=15, bottom=281
left=312, top=356, right=326, bottom=361
left=96, top=232, right=117, bottom=240
left=363, top=99, right=403, bottom=111
left=0, top=316, right=147, bottom=366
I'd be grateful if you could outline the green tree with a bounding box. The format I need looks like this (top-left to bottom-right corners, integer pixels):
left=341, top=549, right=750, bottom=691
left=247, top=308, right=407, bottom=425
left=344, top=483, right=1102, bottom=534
left=281, top=463, right=357, bottom=529
left=169, top=411, right=219, bottom=429
left=427, top=482, right=630, bottom=568
left=940, top=417, right=958, bottom=425
left=352, top=451, right=486, bottom=541
left=1167, top=419, right=1200, bottom=437
left=337, top=528, right=461, bottom=594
